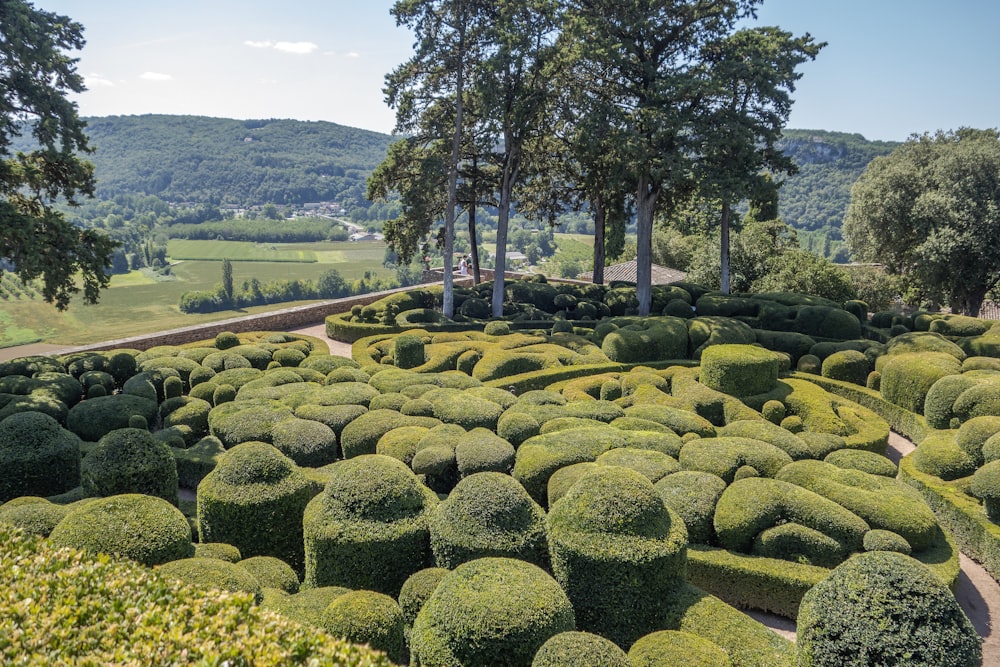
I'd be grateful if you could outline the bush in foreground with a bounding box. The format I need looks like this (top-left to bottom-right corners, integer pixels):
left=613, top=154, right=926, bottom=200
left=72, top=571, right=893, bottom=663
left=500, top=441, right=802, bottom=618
left=0, top=411, right=82, bottom=502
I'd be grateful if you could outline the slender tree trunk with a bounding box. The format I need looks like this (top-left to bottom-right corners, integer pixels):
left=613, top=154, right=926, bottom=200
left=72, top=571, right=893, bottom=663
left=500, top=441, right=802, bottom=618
left=442, top=15, right=465, bottom=318
left=468, top=159, right=481, bottom=285
left=635, top=174, right=659, bottom=316
left=491, top=141, right=520, bottom=318
left=593, top=194, right=606, bottom=285
left=720, top=200, right=731, bottom=294
left=962, top=286, right=987, bottom=317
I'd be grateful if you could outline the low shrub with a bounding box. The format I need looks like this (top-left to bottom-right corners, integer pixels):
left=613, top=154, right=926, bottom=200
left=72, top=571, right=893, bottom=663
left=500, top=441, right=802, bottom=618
left=953, top=381, right=1000, bottom=422
left=513, top=426, right=627, bottom=505
left=398, top=567, right=449, bottom=630
left=879, top=352, right=962, bottom=415
left=532, top=632, right=629, bottom=667
left=81, top=428, right=178, bottom=505
left=548, top=467, right=688, bottom=648
left=428, top=472, right=548, bottom=569
left=628, top=630, right=732, bottom=667
left=0, top=411, right=82, bottom=502
left=718, top=419, right=812, bottom=460
left=595, top=447, right=679, bottom=482
left=654, top=471, right=727, bottom=545
left=322, top=590, right=406, bottom=665
left=158, top=557, right=262, bottom=602
left=911, top=430, right=978, bottom=481
left=303, top=454, right=438, bottom=596
left=194, top=542, right=241, bottom=562
left=863, top=529, right=912, bottom=555
left=797, top=551, right=980, bottom=667
left=821, top=350, right=869, bottom=386
left=173, top=435, right=226, bottom=488
left=956, top=416, right=1000, bottom=465
left=969, top=460, right=1000, bottom=521
left=0, top=496, right=71, bottom=537
left=271, top=417, right=339, bottom=467
left=197, top=442, right=312, bottom=573
left=410, top=557, right=575, bottom=667
left=48, top=493, right=194, bottom=567
left=261, top=585, right=352, bottom=629
left=340, top=409, right=441, bottom=459
left=678, top=436, right=793, bottom=483
left=454, top=428, right=516, bottom=477
left=823, top=448, right=897, bottom=477
left=66, top=394, right=159, bottom=442
left=924, top=374, right=979, bottom=429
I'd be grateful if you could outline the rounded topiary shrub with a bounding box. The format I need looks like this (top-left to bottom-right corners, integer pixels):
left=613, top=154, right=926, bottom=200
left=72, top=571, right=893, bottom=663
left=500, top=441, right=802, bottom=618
left=238, top=555, right=300, bottom=593
left=158, top=556, right=262, bottom=602
left=595, top=447, right=679, bottom=483
left=410, top=557, right=575, bottom=667
left=322, top=590, right=406, bottom=665
left=197, top=441, right=312, bottom=573
left=699, top=344, right=779, bottom=397
left=66, top=394, right=159, bottom=442
left=879, top=352, right=962, bottom=415
left=303, top=454, right=438, bottom=596
left=797, top=551, right=980, bottom=667
left=194, top=541, right=242, bottom=562
left=399, top=566, right=449, bottom=630
left=796, top=353, right=822, bottom=375
left=956, top=416, right=1000, bottom=466
left=628, top=630, right=732, bottom=667
left=0, top=411, right=82, bottom=502
left=823, top=449, right=897, bottom=477
left=821, top=350, right=869, bottom=386
left=215, top=331, right=241, bottom=350
left=395, top=334, right=426, bottom=370
left=48, top=493, right=194, bottom=567
left=270, top=417, right=339, bottom=467
left=548, top=466, right=688, bottom=648
left=454, top=428, right=516, bottom=477
left=862, top=529, right=912, bottom=555
left=81, top=428, right=178, bottom=505
left=653, top=470, right=727, bottom=545
left=428, top=472, right=549, bottom=570
left=0, top=496, right=71, bottom=537
left=532, top=631, right=630, bottom=667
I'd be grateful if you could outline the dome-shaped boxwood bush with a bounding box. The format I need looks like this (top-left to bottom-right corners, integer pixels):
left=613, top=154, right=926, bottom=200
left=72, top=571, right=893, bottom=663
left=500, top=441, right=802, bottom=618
left=654, top=471, right=728, bottom=545
left=717, top=420, right=811, bottom=460
left=823, top=448, right=897, bottom=477
left=924, top=374, right=979, bottom=429
left=339, top=409, right=441, bottom=459
left=410, top=557, right=575, bottom=667
left=595, top=447, right=679, bottom=483
left=0, top=496, right=71, bottom=536
left=956, top=416, right=1000, bottom=466
left=820, top=349, right=869, bottom=386
left=303, top=454, right=438, bottom=596
left=208, top=398, right=295, bottom=448
left=270, top=417, right=339, bottom=467
left=969, top=460, right=1000, bottom=521
left=700, top=344, right=779, bottom=397
left=532, top=631, right=630, bottom=667
left=0, top=411, right=82, bottom=502
left=398, top=567, right=449, bottom=630
left=197, top=441, right=312, bottom=573
left=628, top=630, right=732, bottom=667
left=238, top=555, right=300, bottom=593
left=158, top=556, right=263, bottom=602
left=797, top=551, right=980, bottom=667
left=678, top=436, right=793, bottom=484
left=863, top=529, right=912, bottom=555
left=513, top=426, right=628, bottom=506
left=548, top=466, right=688, bottom=648
left=260, top=585, right=351, bottom=629
left=66, top=394, right=159, bottom=442
left=194, top=541, right=242, bottom=562
left=454, top=428, right=516, bottom=477
left=81, top=428, right=178, bottom=505
left=48, top=493, right=194, bottom=566
left=322, top=590, right=406, bottom=665
left=878, top=352, right=962, bottom=414
left=428, top=472, right=548, bottom=569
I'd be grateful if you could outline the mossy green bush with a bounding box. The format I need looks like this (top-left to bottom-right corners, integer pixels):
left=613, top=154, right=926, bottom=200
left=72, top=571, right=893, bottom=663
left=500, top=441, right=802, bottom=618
left=600, top=317, right=688, bottom=363
left=48, top=493, right=194, bottom=567
left=955, top=415, right=1000, bottom=465
left=173, top=434, right=226, bottom=488
left=823, top=448, right=897, bottom=477
left=340, top=409, right=441, bottom=459
left=532, top=631, right=630, bottom=667
left=1, top=527, right=393, bottom=666
left=194, top=541, right=241, bottom=562
left=883, top=331, right=967, bottom=361
left=322, top=590, right=406, bottom=665
left=686, top=316, right=757, bottom=359
left=797, top=551, right=980, bottom=667
left=714, top=477, right=868, bottom=565
left=261, top=585, right=352, bottom=629
left=654, top=470, right=727, bottom=545
left=753, top=329, right=816, bottom=366
left=624, top=404, right=717, bottom=438
left=796, top=353, right=822, bottom=374
left=81, top=428, right=178, bottom=505
left=197, top=441, right=312, bottom=572
left=595, top=446, right=679, bottom=482
left=512, top=426, right=627, bottom=505
left=969, top=459, right=1000, bottom=520
left=924, top=374, right=979, bottom=428
left=0, top=411, right=82, bottom=502
left=425, top=387, right=505, bottom=431
left=394, top=333, right=426, bottom=370
left=237, top=555, right=299, bottom=593
left=270, top=417, right=339, bottom=467
left=429, top=472, right=548, bottom=570
left=627, top=630, right=732, bottom=667
left=158, top=556, right=263, bottom=602
left=912, top=430, right=979, bottom=481
left=879, top=352, right=962, bottom=414
left=718, top=419, right=812, bottom=460
left=699, top=344, right=779, bottom=398
left=0, top=496, right=71, bottom=537
left=410, top=557, right=575, bottom=667
left=398, top=567, right=449, bottom=630
left=303, top=454, right=438, bottom=596
left=208, top=398, right=295, bottom=448
left=863, top=529, right=912, bottom=554
left=820, top=349, right=869, bottom=386
left=952, top=380, right=1000, bottom=422
left=678, top=436, right=793, bottom=483
left=376, top=425, right=431, bottom=466
left=66, top=394, right=159, bottom=442
left=548, top=466, right=688, bottom=648
left=454, top=427, right=516, bottom=477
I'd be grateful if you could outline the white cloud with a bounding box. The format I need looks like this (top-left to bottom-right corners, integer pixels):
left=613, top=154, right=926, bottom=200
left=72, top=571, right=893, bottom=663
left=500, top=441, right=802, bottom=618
left=140, top=72, right=173, bottom=81
left=345, top=51, right=361, bottom=59
left=85, top=73, right=115, bottom=88
left=244, top=40, right=273, bottom=49
left=274, top=41, right=318, bottom=55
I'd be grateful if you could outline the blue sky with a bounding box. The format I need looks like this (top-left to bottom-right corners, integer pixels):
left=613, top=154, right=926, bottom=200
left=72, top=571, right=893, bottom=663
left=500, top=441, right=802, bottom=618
left=48, top=0, right=999, bottom=141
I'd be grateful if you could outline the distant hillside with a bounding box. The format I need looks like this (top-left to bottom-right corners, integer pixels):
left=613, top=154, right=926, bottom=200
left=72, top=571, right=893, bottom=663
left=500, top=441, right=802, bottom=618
left=776, top=129, right=900, bottom=233
left=16, top=114, right=395, bottom=210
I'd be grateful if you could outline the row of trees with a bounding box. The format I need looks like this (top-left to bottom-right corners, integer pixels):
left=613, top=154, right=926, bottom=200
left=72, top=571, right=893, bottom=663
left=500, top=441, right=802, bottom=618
left=370, top=0, right=824, bottom=317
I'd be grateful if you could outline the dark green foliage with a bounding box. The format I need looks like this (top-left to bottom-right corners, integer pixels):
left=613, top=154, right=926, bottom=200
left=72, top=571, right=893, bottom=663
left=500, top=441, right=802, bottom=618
left=428, top=472, right=548, bottom=569
left=48, top=493, right=194, bottom=567
left=513, top=426, right=627, bottom=505
left=66, top=394, right=159, bottom=442
left=81, top=428, right=178, bottom=505
left=753, top=330, right=816, bottom=365
left=824, top=448, right=897, bottom=477
left=762, top=399, right=786, bottom=424
left=678, top=437, right=793, bottom=483
left=686, top=316, right=757, bottom=359
left=532, top=632, right=630, bottom=667
left=194, top=542, right=241, bottom=562
left=158, top=557, right=263, bottom=602
left=161, top=396, right=211, bottom=442
left=600, top=317, right=688, bottom=363
left=303, top=454, right=438, bottom=596
left=884, top=331, right=966, bottom=361
left=970, top=460, right=1000, bottom=520
left=718, top=419, right=812, bottom=460
left=394, top=334, right=426, bottom=370
left=654, top=471, right=727, bottom=545
left=797, top=551, right=980, bottom=667
left=595, top=447, right=679, bottom=482
left=628, top=630, right=732, bottom=667
left=0, top=411, right=81, bottom=502
left=956, top=416, right=1000, bottom=465
left=624, top=404, right=717, bottom=438
left=215, top=332, right=241, bottom=350
left=0, top=496, right=70, bottom=537
left=197, top=441, right=312, bottom=572
left=924, top=374, right=978, bottom=429
left=340, top=409, right=441, bottom=459
left=863, top=529, right=912, bottom=555
left=753, top=522, right=844, bottom=568
left=796, top=353, right=821, bottom=374
left=547, top=467, right=688, bottom=648
left=399, top=567, right=449, bottom=629
left=953, top=381, right=1000, bottom=422
left=879, top=352, right=962, bottom=414
left=699, top=344, right=779, bottom=397
left=173, top=435, right=226, bottom=488
left=821, top=350, right=869, bottom=386
left=410, top=557, right=575, bottom=667
left=454, top=428, right=516, bottom=477
left=271, top=417, right=339, bottom=467
left=208, top=398, right=295, bottom=448
left=322, top=590, right=406, bottom=665
left=912, top=430, right=979, bottom=481
left=238, top=556, right=299, bottom=593
left=261, top=586, right=352, bottom=629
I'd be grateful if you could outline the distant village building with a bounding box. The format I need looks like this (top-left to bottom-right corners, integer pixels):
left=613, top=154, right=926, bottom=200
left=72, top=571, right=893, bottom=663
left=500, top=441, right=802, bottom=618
left=349, top=232, right=384, bottom=242
left=577, top=260, right=687, bottom=285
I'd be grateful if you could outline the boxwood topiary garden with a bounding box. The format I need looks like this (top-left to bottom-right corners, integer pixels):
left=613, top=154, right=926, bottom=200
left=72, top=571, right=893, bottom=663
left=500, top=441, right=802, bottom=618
left=2, top=280, right=998, bottom=665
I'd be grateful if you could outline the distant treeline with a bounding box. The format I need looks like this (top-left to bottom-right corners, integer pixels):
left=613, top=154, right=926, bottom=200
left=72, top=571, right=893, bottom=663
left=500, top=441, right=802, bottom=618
left=167, top=218, right=348, bottom=243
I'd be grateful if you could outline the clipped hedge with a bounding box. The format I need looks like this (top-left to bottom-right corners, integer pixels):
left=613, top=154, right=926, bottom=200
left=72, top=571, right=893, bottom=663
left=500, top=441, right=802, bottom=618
left=81, top=428, right=178, bottom=505
left=322, top=590, right=406, bottom=665
left=532, top=631, right=629, bottom=667
left=699, top=344, right=780, bottom=397
left=0, top=411, right=82, bottom=502
left=628, top=630, right=732, bottom=667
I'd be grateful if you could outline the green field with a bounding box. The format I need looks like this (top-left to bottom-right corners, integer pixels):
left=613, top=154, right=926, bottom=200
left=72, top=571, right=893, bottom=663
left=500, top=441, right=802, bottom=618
left=0, top=240, right=391, bottom=348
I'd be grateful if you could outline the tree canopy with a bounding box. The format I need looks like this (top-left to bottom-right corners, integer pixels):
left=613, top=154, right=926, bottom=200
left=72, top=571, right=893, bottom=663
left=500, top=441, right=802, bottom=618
left=0, top=0, right=116, bottom=308
left=844, top=128, right=1000, bottom=316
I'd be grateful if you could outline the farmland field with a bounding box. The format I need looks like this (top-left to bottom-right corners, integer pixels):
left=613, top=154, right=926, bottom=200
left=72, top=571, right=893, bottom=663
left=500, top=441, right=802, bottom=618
left=0, top=240, right=391, bottom=348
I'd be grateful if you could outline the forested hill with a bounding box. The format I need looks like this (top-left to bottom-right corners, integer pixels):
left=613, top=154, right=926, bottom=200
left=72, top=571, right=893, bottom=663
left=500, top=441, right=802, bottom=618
left=776, top=129, right=900, bottom=232
left=57, top=115, right=394, bottom=208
